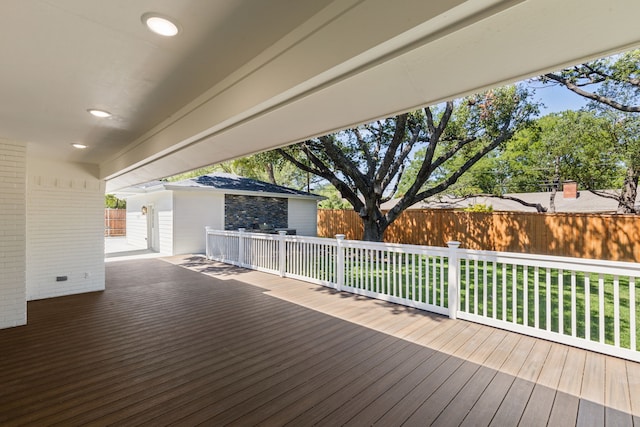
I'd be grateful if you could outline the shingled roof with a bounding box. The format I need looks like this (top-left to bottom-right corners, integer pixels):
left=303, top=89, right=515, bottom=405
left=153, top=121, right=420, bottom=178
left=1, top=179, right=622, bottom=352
left=119, top=173, right=322, bottom=199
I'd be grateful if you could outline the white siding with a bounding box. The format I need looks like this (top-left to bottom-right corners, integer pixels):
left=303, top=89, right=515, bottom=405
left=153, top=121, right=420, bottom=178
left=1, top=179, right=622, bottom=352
left=0, top=140, right=26, bottom=328
left=125, top=192, right=173, bottom=254
left=288, top=198, right=318, bottom=236
left=173, top=191, right=224, bottom=255
left=26, top=157, right=105, bottom=301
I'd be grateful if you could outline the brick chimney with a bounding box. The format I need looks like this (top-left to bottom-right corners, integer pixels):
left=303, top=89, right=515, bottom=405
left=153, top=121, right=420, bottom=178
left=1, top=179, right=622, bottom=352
left=563, top=181, right=578, bottom=199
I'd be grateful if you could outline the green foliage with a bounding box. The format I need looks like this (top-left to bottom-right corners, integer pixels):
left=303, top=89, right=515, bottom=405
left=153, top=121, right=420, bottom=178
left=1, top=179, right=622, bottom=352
left=164, top=151, right=315, bottom=191
left=105, top=194, right=126, bottom=209
left=463, top=203, right=493, bottom=212
left=502, top=111, right=623, bottom=192
left=315, top=184, right=352, bottom=209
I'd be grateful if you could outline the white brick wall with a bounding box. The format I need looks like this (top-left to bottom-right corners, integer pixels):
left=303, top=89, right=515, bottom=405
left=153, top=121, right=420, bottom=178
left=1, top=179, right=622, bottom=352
left=26, top=157, right=105, bottom=300
left=0, top=140, right=26, bottom=328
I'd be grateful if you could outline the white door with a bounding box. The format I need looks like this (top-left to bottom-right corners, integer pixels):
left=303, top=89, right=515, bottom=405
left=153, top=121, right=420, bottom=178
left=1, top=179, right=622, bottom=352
left=146, top=204, right=159, bottom=251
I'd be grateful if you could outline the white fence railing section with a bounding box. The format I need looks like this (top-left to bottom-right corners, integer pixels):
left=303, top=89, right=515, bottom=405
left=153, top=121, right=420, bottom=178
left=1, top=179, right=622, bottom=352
left=205, top=227, right=640, bottom=362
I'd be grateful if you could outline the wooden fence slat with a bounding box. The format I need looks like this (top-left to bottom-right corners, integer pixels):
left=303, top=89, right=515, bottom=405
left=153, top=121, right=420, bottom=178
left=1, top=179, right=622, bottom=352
left=104, top=208, right=127, bottom=237
left=317, top=209, right=640, bottom=262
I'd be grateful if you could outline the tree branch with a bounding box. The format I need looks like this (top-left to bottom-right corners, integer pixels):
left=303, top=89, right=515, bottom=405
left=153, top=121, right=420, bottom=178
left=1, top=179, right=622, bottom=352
left=544, top=73, right=640, bottom=112
left=277, top=146, right=363, bottom=211
left=455, top=194, right=547, bottom=212
left=374, top=114, right=408, bottom=187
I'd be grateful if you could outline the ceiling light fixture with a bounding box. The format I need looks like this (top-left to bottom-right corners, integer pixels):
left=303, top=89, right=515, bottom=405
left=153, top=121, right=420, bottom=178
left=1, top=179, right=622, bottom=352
left=142, top=13, right=180, bottom=37
left=71, top=143, right=87, bottom=149
left=87, top=109, right=112, bottom=118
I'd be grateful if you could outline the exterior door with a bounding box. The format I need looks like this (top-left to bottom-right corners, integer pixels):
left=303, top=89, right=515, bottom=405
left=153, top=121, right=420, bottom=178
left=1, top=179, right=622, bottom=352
left=146, top=204, right=159, bottom=251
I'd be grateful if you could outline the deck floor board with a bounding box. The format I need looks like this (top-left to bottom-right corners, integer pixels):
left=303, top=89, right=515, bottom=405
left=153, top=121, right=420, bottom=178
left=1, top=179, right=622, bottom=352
left=0, top=256, right=638, bottom=426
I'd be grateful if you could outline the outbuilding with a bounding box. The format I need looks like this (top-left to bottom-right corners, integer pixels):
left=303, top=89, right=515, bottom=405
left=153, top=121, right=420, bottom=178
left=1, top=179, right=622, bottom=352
left=118, top=173, right=323, bottom=255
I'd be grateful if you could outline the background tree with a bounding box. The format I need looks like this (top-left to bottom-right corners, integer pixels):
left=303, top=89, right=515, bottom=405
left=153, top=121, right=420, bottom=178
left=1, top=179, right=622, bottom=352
left=278, top=85, right=538, bottom=241
left=499, top=111, right=621, bottom=211
left=543, top=49, right=640, bottom=213
left=315, top=184, right=352, bottom=209
left=105, top=194, right=126, bottom=209
left=165, top=151, right=316, bottom=190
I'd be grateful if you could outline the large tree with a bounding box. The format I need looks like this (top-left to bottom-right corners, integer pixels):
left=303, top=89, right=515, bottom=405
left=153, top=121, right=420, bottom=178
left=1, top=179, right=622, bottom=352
left=278, top=85, right=538, bottom=241
left=543, top=49, right=640, bottom=213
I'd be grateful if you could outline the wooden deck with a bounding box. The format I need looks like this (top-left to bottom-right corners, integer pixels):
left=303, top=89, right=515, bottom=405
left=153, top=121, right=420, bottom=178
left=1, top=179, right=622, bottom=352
left=1, top=256, right=639, bottom=426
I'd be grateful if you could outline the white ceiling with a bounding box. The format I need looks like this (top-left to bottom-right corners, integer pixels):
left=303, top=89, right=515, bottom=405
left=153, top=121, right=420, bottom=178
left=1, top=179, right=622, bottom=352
left=1, top=0, right=639, bottom=192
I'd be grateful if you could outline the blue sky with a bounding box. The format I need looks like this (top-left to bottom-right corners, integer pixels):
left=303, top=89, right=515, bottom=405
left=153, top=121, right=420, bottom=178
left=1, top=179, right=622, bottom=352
left=527, top=80, right=589, bottom=115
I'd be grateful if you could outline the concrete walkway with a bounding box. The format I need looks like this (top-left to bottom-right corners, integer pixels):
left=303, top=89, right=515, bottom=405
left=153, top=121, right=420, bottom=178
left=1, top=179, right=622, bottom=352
left=104, top=237, right=163, bottom=262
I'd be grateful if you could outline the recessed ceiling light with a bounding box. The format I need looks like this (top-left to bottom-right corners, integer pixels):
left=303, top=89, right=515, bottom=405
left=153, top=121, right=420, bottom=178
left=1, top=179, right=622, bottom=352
left=71, top=143, right=87, bottom=149
left=142, top=13, right=180, bottom=37
left=87, top=109, right=111, bottom=118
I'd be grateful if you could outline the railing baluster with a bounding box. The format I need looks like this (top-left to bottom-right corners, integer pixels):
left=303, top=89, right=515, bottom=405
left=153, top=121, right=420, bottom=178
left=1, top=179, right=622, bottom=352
left=585, top=275, right=590, bottom=341
left=571, top=271, right=577, bottom=337
left=599, top=274, right=605, bottom=344
left=512, top=264, right=517, bottom=324
left=418, top=253, right=423, bottom=302
left=546, top=268, right=551, bottom=331
left=474, top=260, right=479, bottom=315
left=523, top=265, right=528, bottom=327
left=631, top=278, right=636, bottom=351
left=492, top=262, right=497, bottom=319
left=376, top=249, right=380, bottom=294
left=412, top=253, right=416, bottom=301
left=483, top=260, right=488, bottom=318
left=502, top=263, right=507, bottom=322
left=440, top=256, right=446, bottom=307
left=614, top=275, right=620, bottom=348
left=534, top=266, right=539, bottom=329
left=465, top=259, right=470, bottom=313
left=405, top=252, right=409, bottom=299
left=558, top=269, right=564, bottom=334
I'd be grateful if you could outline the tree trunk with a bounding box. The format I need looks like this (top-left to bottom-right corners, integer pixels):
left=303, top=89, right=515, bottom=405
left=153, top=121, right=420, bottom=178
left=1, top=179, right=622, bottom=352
left=617, top=165, right=639, bottom=214
left=361, top=217, right=385, bottom=242
left=265, top=163, right=277, bottom=184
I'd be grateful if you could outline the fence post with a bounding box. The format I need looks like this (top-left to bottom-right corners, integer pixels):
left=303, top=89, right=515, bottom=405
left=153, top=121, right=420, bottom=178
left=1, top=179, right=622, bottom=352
left=238, top=228, right=246, bottom=267
left=278, top=231, right=287, bottom=277
left=336, top=234, right=345, bottom=291
left=205, top=227, right=211, bottom=259
left=447, top=241, right=461, bottom=319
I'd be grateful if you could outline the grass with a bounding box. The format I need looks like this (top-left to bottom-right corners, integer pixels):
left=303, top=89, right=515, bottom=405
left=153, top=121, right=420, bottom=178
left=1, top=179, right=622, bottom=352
left=459, top=261, right=638, bottom=349
left=281, top=246, right=639, bottom=350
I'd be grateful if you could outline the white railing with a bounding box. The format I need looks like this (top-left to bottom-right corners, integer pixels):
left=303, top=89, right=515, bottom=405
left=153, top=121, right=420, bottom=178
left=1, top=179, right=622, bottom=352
left=205, top=228, right=450, bottom=315
left=205, top=227, right=640, bottom=362
left=456, top=249, right=640, bottom=361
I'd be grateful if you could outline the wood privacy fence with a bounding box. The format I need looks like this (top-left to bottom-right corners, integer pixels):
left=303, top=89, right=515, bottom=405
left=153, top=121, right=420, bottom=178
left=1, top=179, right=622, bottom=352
left=317, top=209, right=640, bottom=262
left=105, top=208, right=126, bottom=237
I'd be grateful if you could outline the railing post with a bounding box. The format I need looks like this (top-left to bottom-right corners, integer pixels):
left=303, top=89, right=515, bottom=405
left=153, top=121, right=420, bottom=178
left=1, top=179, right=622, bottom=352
left=238, top=228, right=246, bottom=267
left=205, top=227, right=211, bottom=259
left=447, top=241, right=461, bottom=319
left=336, top=234, right=345, bottom=291
left=278, top=230, right=287, bottom=277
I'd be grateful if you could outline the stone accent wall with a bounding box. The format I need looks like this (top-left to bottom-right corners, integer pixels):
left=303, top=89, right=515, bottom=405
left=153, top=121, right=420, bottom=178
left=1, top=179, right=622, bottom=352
left=225, top=194, right=288, bottom=230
